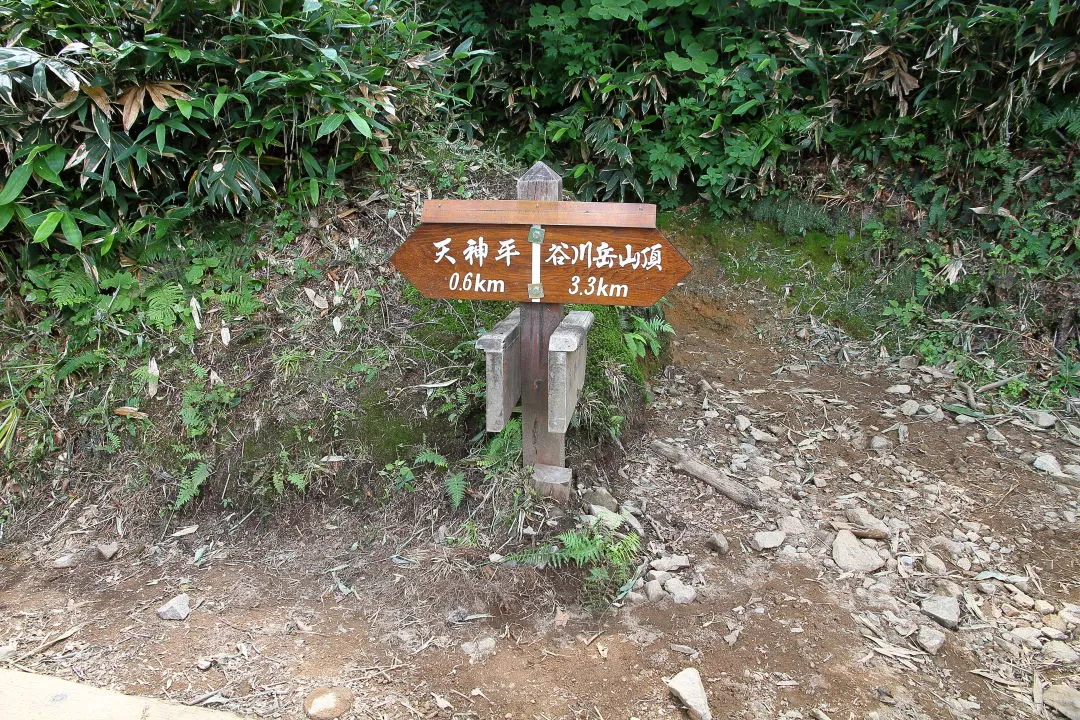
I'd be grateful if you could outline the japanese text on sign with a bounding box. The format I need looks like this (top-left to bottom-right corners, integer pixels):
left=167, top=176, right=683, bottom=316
left=432, top=237, right=663, bottom=271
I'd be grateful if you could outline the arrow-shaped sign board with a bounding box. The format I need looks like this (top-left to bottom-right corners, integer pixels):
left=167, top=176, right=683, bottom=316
left=391, top=200, right=690, bottom=307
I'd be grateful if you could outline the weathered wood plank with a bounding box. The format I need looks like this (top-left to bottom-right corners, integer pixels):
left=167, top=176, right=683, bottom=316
left=0, top=669, right=248, bottom=720
left=421, top=199, right=656, bottom=228
left=548, top=310, right=594, bottom=434
left=475, top=308, right=522, bottom=433
left=517, top=163, right=567, bottom=480
left=391, top=224, right=690, bottom=307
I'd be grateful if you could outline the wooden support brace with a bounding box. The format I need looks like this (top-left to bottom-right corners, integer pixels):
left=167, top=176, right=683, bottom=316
left=475, top=308, right=521, bottom=433
left=548, top=310, right=594, bottom=433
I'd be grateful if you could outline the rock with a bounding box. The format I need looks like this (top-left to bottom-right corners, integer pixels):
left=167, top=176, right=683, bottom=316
left=734, top=415, right=752, bottom=433
left=750, top=531, right=786, bottom=551
left=1035, top=599, right=1056, bottom=615
left=1065, top=464, right=1080, bottom=481
left=1034, top=453, right=1063, bottom=475
left=645, top=580, right=667, bottom=602
left=664, top=578, right=697, bottom=605
left=461, top=636, right=496, bottom=663
left=923, top=552, right=948, bottom=575
left=651, top=555, right=691, bottom=572
left=777, top=516, right=805, bottom=536
left=898, top=355, right=920, bottom=370
left=899, top=399, right=921, bottom=416
left=956, top=414, right=976, bottom=425
left=885, top=384, right=912, bottom=395
left=750, top=428, right=778, bottom=444
left=582, top=487, right=618, bottom=513
left=156, top=594, right=191, bottom=621
left=985, top=427, right=1007, bottom=443
left=870, top=435, right=893, bottom=450
left=1043, top=640, right=1080, bottom=664
left=1029, top=410, right=1058, bottom=429
left=621, top=510, right=646, bottom=537
left=96, top=542, right=119, bottom=561
left=665, top=667, right=712, bottom=720
left=920, top=595, right=960, bottom=630
left=1012, top=591, right=1036, bottom=610
left=1009, top=626, right=1043, bottom=649
left=304, top=687, right=355, bottom=719
left=917, top=624, right=947, bottom=654
left=1044, top=685, right=1080, bottom=720
left=52, top=553, right=79, bottom=569
left=648, top=570, right=673, bottom=584
left=196, top=658, right=214, bottom=671
left=832, top=530, right=886, bottom=573
left=845, top=507, right=890, bottom=537
left=705, top=533, right=730, bottom=555
left=756, top=475, right=782, bottom=492
left=925, top=406, right=946, bottom=422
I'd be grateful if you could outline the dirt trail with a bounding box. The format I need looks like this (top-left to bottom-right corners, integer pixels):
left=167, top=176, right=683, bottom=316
left=2, top=236, right=1079, bottom=720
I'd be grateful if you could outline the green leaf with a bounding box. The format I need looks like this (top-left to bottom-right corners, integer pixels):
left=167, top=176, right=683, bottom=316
left=1049, top=0, right=1059, bottom=24
left=941, top=403, right=985, bottom=418
left=0, top=204, right=13, bottom=232
left=732, top=99, right=759, bottom=115
left=309, top=178, right=319, bottom=205
left=317, top=114, right=346, bottom=139
left=33, top=211, right=64, bottom=244
left=664, top=51, right=693, bottom=72
left=0, top=163, right=34, bottom=205
left=33, top=158, right=64, bottom=186
left=345, top=111, right=372, bottom=137
left=60, top=213, right=83, bottom=248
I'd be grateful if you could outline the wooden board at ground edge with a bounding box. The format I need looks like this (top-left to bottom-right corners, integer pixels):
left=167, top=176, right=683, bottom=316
left=391, top=224, right=691, bottom=307
left=0, top=668, right=249, bottom=720
left=420, top=199, right=656, bottom=228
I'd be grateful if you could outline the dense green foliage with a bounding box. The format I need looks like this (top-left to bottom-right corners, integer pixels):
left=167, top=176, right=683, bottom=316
left=440, top=0, right=1079, bottom=347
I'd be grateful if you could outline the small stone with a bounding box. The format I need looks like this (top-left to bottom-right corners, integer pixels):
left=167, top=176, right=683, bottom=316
left=956, top=414, right=976, bottom=425
left=647, top=570, right=673, bottom=584
left=1012, top=591, right=1036, bottom=610
left=651, top=555, right=691, bottom=572
left=899, top=399, right=920, bottom=416
left=645, top=580, right=667, bottom=602
left=923, top=552, right=948, bottom=575
left=898, top=355, right=920, bottom=370
left=157, top=594, right=191, bottom=621
left=985, top=427, right=1007, bottom=443
left=196, top=658, right=214, bottom=671
left=750, top=531, right=786, bottom=551
left=1034, top=453, right=1063, bottom=475
left=1044, top=626, right=1069, bottom=641
left=1009, top=626, right=1044, bottom=649
left=582, top=487, right=618, bottom=513
left=1029, top=410, right=1058, bottom=429
left=885, top=384, right=912, bottom=395
left=921, top=595, right=960, bottom=630
left=977, top=581, right=999, bottom=596
left=461, top=636, right=496, bottom=663
left=917, top=624, right=946, bottom=654
left=756, top=475, right=782, bottom=492
left=845, top=507, right=890, bottom=537
left=1035, top=599, right=1055, bottom=615
left=1065, top=464, right=1080, bottom=480
left=96, top=543, right=119, bottom=561
left=750, top=428, right=778, bottom=444
left=304, top=686, right=356, bottom=719
left=777, top=516, right=805, bottom=536
left=734, top=415, right=752, bottom=433
left=664, top=578, right=697, bottom=605
left=870, top=435, right=893, bottom=450
left=52, top=554, right=78, bottom=569
left=1044, top=685, right=1080, bottom=720
left=926, top=406, right=946, bottom=422
left=832, top=530, right=886, bottom=573
left=705, top=533, right=730, bottom=555
left=1043, top=640, right=1080, bottom=664
left=665, top=667, right=712, bottom=720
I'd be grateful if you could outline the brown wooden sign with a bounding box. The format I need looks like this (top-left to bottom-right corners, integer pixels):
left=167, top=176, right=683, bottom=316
left=391, top=201, right=690, bottom=307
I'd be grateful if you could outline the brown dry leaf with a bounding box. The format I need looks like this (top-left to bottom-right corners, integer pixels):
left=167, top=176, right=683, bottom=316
left=113, top=406, right=148, bottom=420
left=144, top=81, right=191, bottom=112
left=81, top=85, right=111, bottom=115
left=304, top=287, right=329, bottom=310
left=117, top=85, right=146, bottom=131
left=863, top=45, right=892, bottom=62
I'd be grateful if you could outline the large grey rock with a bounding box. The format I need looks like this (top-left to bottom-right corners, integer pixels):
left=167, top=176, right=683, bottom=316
left=52, top=553, right=79, bottom=569
left=1034, top=454, right=1063, bottom=475
left=832, top=530, right=886, bottom=573
left=921, top=595, right=960, bottom=630
left=1044, top=685, right=1080, bottom=720
left=304, top=686, right=355, bottom=719
left=899, top=399, right=921, bottom=416
left=705, top=533, right=730, bottom=555
left=917, top=624, right=946, bottom=654
left=1029, top=410, right=1058, bottom=429
left=665, top=667, right=712, bottom=720
left=845, top=507, right=890, bottom=537
left=664, top=577, right=697, bottom=605
left=885, top=384, right=912, bottom=395
left=734, top=415, right=752, bottom=433
left=645, top=580, right=667, bottom=602
left=1043, top=640, right=1080, bottom=664
left=156, top=593, right=191, bottom=621
left=1009, top=626, right=1043, bottom=649
left=651, top=555, right=691, bottom=572
left=582, top=487, right=618, bottom=513
left=750, top=428, right=778, bottom=444
left=96, top=542, right=119, bottom=561
left=750, top=531, right=786, bottom=551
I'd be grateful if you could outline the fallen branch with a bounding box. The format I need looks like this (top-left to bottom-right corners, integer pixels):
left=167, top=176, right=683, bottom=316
left=650, top=440, right=761, bottom=509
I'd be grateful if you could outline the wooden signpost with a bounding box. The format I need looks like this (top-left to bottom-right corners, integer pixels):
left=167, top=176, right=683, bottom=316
left=391, top=162, right=690, bottom=501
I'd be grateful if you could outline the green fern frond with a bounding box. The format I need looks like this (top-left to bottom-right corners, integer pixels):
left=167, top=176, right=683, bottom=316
left=175, top=457, right=213, bottom=509
left=444, top=471, right=467, bottom=509
left=48, top=268, right=96, bottom=308
left=415, top=449, right=448, bottom=468
left=55, top=351, right=106, bottom=383
left=146, top=282, right=184, bottom=329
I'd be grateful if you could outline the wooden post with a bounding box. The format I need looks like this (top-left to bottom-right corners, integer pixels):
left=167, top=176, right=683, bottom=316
left=517, top=162, right=570, bottom=500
